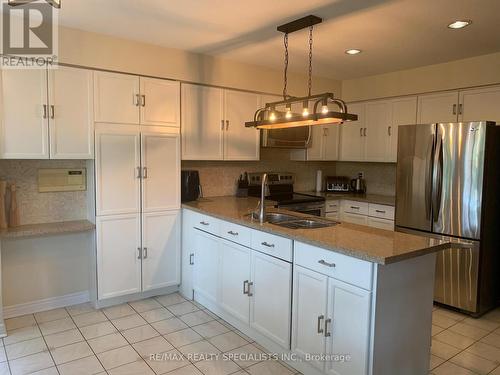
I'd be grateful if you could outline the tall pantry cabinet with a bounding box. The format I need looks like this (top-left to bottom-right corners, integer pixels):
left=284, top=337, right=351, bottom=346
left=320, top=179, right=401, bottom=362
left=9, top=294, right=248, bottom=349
left=94, top=71, right=181, bottom=301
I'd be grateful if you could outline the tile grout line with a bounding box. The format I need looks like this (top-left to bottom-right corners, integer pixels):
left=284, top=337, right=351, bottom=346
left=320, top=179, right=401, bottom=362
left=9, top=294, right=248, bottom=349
left=31, top=314, right=62, bottom=375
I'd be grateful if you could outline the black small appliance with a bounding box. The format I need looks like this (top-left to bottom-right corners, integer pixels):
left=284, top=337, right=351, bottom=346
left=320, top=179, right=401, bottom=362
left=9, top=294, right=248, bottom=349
left=181, top=170, right=201, bottom=202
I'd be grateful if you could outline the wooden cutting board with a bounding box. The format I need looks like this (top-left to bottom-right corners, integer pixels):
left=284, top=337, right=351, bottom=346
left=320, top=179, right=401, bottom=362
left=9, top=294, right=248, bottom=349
left=9, top=182, right=20, bottom=228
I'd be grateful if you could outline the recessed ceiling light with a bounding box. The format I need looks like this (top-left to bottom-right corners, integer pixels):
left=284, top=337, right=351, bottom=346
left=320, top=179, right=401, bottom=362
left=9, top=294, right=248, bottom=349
left=345, top=49, right=362, bottom=55
left=447, top=20, right=472, bottom=29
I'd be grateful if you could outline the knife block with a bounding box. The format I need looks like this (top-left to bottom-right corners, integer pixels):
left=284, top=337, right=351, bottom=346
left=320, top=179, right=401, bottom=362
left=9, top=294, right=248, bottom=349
left=9, top=182, right=20, bottom=228
left=0, top=181, right=7, bottom=229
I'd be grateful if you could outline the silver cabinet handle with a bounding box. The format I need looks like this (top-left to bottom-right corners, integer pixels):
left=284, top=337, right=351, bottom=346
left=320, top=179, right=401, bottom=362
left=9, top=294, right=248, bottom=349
left=363, top=128, right=367, bottom=137
left=324, top=318, right=332, bottom=337
left=350, top=206, right=360, bottom=210
left=143, top=247, right=148, bottom=259
left=317, top=315, right=324, bottom=334
left=452, top=104, right=457, bottom=115
left=137, top=247, right=142, bottom=259
left=247, top=281, right=254, bottom=297
left=135, top=94, right=141, bottom=106
left=375, top=210, right=386, bottom=214
left=318, top=259, right=336, bottom=268
left=42, top=104, right=48, bottom=119
left=199, top=221, right=209, bottom=226
left=388, top=126, right=391, bottom=136
left=189, top=253, right=194, bottom=265
left=459, top=103, right=463, bottom=115
left=227, top=231, right=238, bottom=236
left=226, top=120, right=229, bottom=130
left=50, top=105, right=55, bottom=119
left=359, top=127, right=363, bottom=137
left=243, top=280, right=249, bottom=295
left=261, top=242, right=275, bottom=248
left=221, top=120, right=225, bottom=130
left=136, top=167, right=142, bottom=179
left=143, top=167, right=148, bottom=179
left=141, top=95, right=146, bottom=107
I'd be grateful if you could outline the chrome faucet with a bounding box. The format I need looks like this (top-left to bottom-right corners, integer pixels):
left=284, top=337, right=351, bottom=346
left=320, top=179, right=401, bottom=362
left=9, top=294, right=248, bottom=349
left=258, top=173, right=268, bottom=224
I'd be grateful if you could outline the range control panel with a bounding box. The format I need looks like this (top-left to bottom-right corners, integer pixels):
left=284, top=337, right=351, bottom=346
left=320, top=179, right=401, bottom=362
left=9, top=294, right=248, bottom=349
left=247, top=172, right=295, bottom=186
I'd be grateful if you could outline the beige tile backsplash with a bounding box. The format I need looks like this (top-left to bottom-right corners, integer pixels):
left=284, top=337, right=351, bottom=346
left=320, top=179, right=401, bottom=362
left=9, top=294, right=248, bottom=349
left=335, top=161, right=396, bottom=196
left=0, top=160, right=88, bottom=225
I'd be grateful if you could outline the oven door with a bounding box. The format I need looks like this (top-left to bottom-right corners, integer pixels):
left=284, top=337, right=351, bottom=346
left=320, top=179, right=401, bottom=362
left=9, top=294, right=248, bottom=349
left=279, top=203, right=325, bottom=217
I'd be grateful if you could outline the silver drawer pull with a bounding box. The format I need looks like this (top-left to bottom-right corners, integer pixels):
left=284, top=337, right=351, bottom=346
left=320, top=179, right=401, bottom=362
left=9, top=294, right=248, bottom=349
left=317, top=315, right=324, bottom=334
left=199, top=221, right=209, bottom=226
left=318, top=259, right=336, bottom=268
left=261, top=242, right=275, bottom=248
left=375, top=210, right=386, bottom=214
left=227, top=231, right=239, bottom=236
left=350, top=206, right=360, bottom=210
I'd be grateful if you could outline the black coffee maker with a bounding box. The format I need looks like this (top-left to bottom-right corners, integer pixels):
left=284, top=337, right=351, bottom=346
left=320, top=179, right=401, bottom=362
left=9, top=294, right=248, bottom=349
left=181, top=170, right=201, bottom=202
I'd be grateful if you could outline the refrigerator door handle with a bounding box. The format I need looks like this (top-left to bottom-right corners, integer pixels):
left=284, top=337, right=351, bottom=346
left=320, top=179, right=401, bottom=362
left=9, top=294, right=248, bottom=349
left=425, top=135, right=434, bottom=220
left=432, top=134, right=444, bottom=223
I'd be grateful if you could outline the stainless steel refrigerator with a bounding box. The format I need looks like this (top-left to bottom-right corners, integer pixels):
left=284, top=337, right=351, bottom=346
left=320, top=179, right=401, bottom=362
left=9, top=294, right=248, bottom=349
left=395, top=121, right=500, bottom=315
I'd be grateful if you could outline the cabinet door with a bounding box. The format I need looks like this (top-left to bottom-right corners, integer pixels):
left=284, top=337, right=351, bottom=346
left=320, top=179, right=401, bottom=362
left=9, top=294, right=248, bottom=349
left=388, top=97, right=417, bottom=162
left=48, top=66, right=94, bottom=159
left=340, top=103, right=365, bottom=161
left=417, top=91, right=458, bottom=123
left=140, top=78, right=180, bottom=127
left=94, top=71, right=140, bottom=124
left=96, top=214, right=142, bottom=300
left=95, top=125, right=141, bottom=216
left=181, top=84, right=223, bottom=160
left=180, top=209, right=197, bottom=299
left=224, top=90, right=260, bottom=160
left=142, top=210, right=181, bottom=291
left=306, top=126, right=324, bottom=160
left=292, top=265, right=328, bottom=371
left=141, top=131, right=180, bottom=212
left=219, top=240, right=251, bottom=324
left=323, top=126, right=340, bottom=161
left=0, top=69, right=49, bottom=159
left=367, top=217, right=394, bottom=231
left=341, top=212, right=368, bottom=226
left=250, top=251, right=292, bottom=349
left=459, top=86, right=500, bottom=123
left=365, top=101, right=392, bottom=162
left=326, top=278, right=371, bottom=375
left=193, top=229, right=220, bottom=305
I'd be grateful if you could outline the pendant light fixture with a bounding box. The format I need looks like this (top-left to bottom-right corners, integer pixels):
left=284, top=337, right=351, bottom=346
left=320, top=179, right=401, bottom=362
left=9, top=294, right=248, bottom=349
left=8, top=0, right=61, bottom=8
left=246, top=15, right=357, bottom=130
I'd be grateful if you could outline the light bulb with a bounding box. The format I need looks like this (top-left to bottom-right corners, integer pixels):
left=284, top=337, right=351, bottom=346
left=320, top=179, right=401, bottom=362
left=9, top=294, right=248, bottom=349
left=302, top=107, right=309, bottom=117
left=269, top=112, right=276, bottom=121
left=286, top=110, right=292, bottom=119
left=321, top=105, right=329, bottom=114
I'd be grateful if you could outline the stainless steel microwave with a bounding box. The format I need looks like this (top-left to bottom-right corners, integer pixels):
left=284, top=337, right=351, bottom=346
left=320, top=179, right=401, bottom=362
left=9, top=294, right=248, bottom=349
left=261, top=127, right=312, bottom=148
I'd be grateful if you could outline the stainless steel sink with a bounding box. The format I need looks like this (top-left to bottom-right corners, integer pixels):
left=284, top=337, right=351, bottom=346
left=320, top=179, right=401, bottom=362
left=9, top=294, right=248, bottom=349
left=248, top=212, right=338, bottom=229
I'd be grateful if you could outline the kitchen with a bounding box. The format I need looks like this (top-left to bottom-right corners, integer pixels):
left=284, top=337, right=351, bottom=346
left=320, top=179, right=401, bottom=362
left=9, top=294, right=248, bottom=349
left=0, top=1, right=500, bottom=375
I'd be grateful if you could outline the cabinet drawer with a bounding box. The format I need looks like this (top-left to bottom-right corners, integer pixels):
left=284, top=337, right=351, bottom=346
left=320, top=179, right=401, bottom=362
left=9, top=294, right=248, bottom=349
left=220, top=221, right=252, bottom=247
left=368, top=204, right=395, bottom=220
left=368, top=217, right=394, bottom=231
left=341, top=200, right=369, bottom=215
left=251, top=231, right=292, bottom=262
left=325, top=200, right=340, bottom=212
left=341, top=212, right=368, bottom=226
left=192, top=212, right=220, bottom=235
left=294, top=242, right=373, bottom=290
left=325, top=211, right=339, bottom=220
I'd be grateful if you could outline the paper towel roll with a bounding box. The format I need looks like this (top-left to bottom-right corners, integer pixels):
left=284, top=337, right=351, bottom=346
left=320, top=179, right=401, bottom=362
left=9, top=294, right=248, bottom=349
left=316, top=170, right=323, bottom=192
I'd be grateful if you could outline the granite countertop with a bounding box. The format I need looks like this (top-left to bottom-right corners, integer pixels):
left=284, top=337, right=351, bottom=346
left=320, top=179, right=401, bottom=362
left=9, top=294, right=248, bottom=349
left=0, top=220, right=96, bottom=240
left=297, top=191, right=396, bottom=206
left=183, top=196, right=452, bottom=265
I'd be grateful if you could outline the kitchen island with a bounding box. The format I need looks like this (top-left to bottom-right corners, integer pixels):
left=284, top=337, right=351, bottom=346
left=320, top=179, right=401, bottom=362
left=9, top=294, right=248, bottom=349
left=182, top=196, right=451, bottom=375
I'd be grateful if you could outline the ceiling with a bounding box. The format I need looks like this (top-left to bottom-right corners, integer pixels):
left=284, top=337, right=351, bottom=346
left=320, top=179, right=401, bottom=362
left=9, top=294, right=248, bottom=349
left=54, top=0, right=500, bottom=80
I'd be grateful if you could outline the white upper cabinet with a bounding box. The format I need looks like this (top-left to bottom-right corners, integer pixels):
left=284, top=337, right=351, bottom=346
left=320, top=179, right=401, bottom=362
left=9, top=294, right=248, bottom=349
left=223, top=90, right=260, bottom=160
left=459, top=85, right=500, bottom=123
left=340, top=103, right=365, bottom=161
left=140, top=78, right=180, bottom=127
left=417, top=91, right=459, bottom=123
left=181, top=83, right=261, bottom=161
left=48, top=66, right=94, bottom=159
left=388, top=96, right=417, bottom=162
left=364, top=101, right=392, bottom=162
left=94, top=71, right=141, bottom=124
left=141, top=130, right=180, bottom=212
left=0, top=69, right=49, bottom=159
left=142, top=210, right=181, bottom=291
left=95, top=125, right=141, bottom=216
left=181, top=84, right=224, bottom=160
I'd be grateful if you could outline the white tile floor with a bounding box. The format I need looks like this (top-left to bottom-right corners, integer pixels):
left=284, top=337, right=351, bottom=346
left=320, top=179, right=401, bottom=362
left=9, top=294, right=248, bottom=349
left=1, top=293, right=499, bottom=375
left=0, top=293, right=300, bottom=375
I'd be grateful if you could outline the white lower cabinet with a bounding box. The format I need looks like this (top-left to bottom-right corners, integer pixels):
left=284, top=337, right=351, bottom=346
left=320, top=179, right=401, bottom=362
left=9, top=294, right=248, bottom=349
left=96, top=214, right=142, bottom=300
left=219, top=240, right=251, bottom=323
left=250, top=251, right=292, bottom=349
left=292, top=265, right=371, bottom=375
left=193, top=229, right=220, bottom=305
left=341, top=212, right=368, bottom=226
